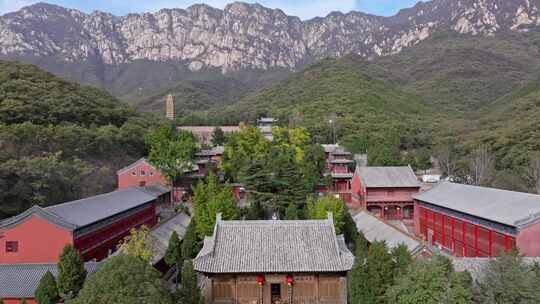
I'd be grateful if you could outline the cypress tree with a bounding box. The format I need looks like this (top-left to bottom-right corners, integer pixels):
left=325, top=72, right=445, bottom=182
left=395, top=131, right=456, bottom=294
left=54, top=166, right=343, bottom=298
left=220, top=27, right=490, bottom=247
left=35, top=271, right=59, bottom=304
left=57, top=244, right=87, bottom=299
left=182, top=218, right=202, bottom=260
left=367, top=241, right=395, bottom=304
left=391, top=243, right=412, bottom=277
left=165, top=231, right=183, bottom=288
left=348, top=233, right=371, bottom=303
left=177, top=260, right=202, bottom=304
left=285, top=203, right=300, bottom=220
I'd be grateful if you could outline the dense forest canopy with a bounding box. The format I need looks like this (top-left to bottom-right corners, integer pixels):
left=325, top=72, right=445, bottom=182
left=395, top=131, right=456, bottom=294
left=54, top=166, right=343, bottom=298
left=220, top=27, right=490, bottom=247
left=0, top=61, right=163, bottom=219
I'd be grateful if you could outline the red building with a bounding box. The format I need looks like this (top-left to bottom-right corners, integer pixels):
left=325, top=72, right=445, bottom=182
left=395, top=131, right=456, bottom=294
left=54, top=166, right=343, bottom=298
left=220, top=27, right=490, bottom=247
left=0, top=187, right=158, bottom=264
left=414, top=182, right=540, bottom=257
left=117, top=158, right=169, bottom=189
left=351, top=166, right=420, bottom=220
left=322, top=144, right=355, bottom=204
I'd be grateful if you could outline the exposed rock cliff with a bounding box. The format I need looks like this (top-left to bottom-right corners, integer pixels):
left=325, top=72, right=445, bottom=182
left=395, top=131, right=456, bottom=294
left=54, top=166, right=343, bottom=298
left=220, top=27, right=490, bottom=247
left=1, top=0, right=539, bottom=72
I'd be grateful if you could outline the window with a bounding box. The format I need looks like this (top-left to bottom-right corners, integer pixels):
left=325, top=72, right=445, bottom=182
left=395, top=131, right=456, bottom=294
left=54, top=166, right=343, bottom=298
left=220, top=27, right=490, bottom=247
left=131, top=171, right=137, bottom=176
left=6, top=241, right=18, bottom=252
left=140, top=170, right=146, bottom=176
left=149, top=171, right=154, bottom=176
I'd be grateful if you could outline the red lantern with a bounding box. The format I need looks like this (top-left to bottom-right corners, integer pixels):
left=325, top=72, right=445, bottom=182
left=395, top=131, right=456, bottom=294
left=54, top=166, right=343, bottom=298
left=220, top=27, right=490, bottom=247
left=256, top=274, right=265, bottom=285
left=286, top=275, right=294, bottom=286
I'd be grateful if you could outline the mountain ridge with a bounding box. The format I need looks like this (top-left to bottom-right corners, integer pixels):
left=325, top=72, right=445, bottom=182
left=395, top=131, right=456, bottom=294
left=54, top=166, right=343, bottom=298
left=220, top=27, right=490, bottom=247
left=2, top=0, right=540, bottom=74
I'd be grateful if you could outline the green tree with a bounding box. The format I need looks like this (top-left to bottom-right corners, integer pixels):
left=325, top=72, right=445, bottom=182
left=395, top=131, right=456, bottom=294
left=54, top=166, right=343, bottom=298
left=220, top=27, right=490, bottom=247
left=145, top=126, right=198, bottom=200
left=181, top=219, right=202, bottom=260
left=348, top=233, right=371, bottom=303
left=120, top=226, right=153, bottom=263
left=285, top=203, right=300, bottom=220
left=386, top=255, right=472, bottom=304
left=342, top=209, right=359, bottom=247
left=476, top=250, right=540, bottom=303
left=177, top=260, right=202, bottom=304
left=306, top=195, right=345, bottom=234
left=391, top=244, right=413, bottom=277
left=164, top=231, right=183, bottom=288
left=367, top=241, right=395, bottom=304
left=70, top=255, right=171, bottom=304
left=35, top=271, right=59, bottom=304
left=57, top=245, right=87, bottom=299
left=211, top=127, right=226, bottom=146
left=193, top=173, right=238, bottom=238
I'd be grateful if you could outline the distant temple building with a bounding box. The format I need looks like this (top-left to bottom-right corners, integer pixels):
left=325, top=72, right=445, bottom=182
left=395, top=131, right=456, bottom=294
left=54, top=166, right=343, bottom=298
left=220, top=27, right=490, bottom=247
left=351, top=166, right=421, bottom=220
left=414, top=182, right=540, bottom=257
left=194, top=213, right=354, bottom=304
left=257, top=117, right=278, bottom=140
left=322, top=144, right=355, bottom=204
left=166, top=94, right=175, bottom=120
left=178, top=126, right=241, bottom=145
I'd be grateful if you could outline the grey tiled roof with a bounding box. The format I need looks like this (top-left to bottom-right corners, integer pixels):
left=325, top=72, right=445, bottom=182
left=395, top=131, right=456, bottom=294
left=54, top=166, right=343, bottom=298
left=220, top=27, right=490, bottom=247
left=147, top=212, right=192, bottom=264
left=196, top=146, right=225, bottom=157
left=194, top=216, right=354, bottom=274
left=353, top=211, right=424, bottom=255
left=356, top=166, right=420, bottom=188
left=45, top=187, right=157, bottom=228
left=413, top=182, right=540, bottom=228
left=0, top=262, right=100, bottom=298
left=143, top=183, right=170, bottom=197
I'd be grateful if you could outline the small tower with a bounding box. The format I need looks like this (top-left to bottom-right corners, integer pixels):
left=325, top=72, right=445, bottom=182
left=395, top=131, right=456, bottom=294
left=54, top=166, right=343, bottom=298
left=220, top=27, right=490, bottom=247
left=165, top=94, right=175, bottom=120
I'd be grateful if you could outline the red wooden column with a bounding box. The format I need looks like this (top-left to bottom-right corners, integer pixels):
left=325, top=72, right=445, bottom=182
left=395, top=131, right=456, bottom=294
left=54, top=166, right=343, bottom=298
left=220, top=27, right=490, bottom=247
left=424, top=209, right=428, bottom=240
left=432, top=211, right=437, bottom=245
left=462, top=221, right=467, bottom=257
left=451, top=218, right=455, bottom=255
left=488, top=230, right=493, bottom=257
left=441, top=215, right=446, bottom=247
left=474, top=225, right=479, bottom=257
left=504, top=235, right=512, bottom=252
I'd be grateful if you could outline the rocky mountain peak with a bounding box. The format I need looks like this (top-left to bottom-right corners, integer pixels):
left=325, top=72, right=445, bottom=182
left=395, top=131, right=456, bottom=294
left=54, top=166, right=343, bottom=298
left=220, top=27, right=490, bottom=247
left=1, top=0, right=539, bottom=72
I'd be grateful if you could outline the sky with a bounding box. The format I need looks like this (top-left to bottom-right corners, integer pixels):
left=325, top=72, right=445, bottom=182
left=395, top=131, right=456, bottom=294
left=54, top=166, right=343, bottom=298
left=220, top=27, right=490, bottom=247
left=0, top=0, right=421, bottom=19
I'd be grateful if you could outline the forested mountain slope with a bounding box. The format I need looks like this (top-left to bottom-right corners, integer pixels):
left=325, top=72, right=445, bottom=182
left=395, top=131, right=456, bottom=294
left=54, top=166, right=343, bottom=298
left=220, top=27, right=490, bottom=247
left=0, top=61, right=162, bottom=219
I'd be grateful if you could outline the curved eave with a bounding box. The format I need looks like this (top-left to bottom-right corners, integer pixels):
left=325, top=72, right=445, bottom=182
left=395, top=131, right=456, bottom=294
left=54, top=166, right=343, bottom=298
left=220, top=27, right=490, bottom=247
left=0, top=205, right=77, bottom=231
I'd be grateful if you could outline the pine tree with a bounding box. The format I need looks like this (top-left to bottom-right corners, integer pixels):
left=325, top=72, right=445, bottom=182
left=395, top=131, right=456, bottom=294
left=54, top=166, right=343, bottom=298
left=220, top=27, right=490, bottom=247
left=367, top=241, right=395, bottom=304
left=57, top=244, right=87, bottom=299
left=182, top=218, right=202, bottom=260
left=391, top=243, right=412, bottom=277
left=35, top=271, right=59, bottom=304
left=177, top=260, right=202, bottom=304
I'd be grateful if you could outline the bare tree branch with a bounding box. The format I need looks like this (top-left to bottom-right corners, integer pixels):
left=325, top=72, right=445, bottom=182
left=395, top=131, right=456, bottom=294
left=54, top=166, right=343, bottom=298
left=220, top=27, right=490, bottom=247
left=526, top=154, right=540, bottom=194
left=468, top=145, right=494, bottom=186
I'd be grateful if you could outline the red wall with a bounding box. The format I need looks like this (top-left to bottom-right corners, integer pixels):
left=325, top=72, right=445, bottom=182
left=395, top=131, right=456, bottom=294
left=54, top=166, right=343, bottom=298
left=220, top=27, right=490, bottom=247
left=117, top=161, right=168, bottom=189
left=351, top=174, right=364, bottom=208
left=416, top=204, right=516, bottom=257
left=0, top=215, right=73, bottom=264
left=365, top=187, right=419, bottom=203
left=74, top=204, right=157, bottom=261
left=516, top=222, right=540, bottom=257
